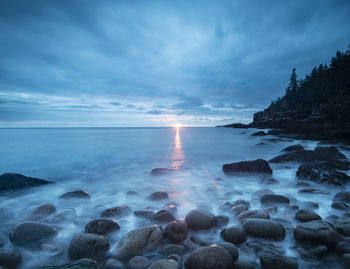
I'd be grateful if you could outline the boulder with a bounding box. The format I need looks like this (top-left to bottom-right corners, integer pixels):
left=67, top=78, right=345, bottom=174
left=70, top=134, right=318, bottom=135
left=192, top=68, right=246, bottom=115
left=134, top=210, right=154, bottom=219
left=223, top=159, right=272, bottom=174
left=309, top=245, right=328, bottom=256
left=104, top=258, right=124, bottom=269
left=67, top=233, right=110, bottom=261
left=149, top=191, right=169, bottom=201
left=242, top=218, right=285, bottom=239
left=38, top=258, right=98, bottom=269
left=335, top=216, right=350, bottom=236
left=59, top=190, right=91, bottom=199
left=221, top=225, right=247, bottom=245
left=336, top=241, right=350, bottom=254
left=237, top=210, right=269, bottom=221
left=84, top=219, right=120, bottom=236
left=115, top=225, right=163, bottom=262
left=159, top=244, right=186, bottom=256
left=151, top=210, right=175, bottom=223
left=282, top=144, right=304, bottom=152
left=100, top=206, right=132, bottom=218
left=53, top=209, right=77, bottom=223
left=251, top=131, right=267, bottom=136
left=164, top=221, right=188, bottom=243
left=148, top=259, right=180, bottom=269
left=0, top=250, right=22, bottom=269
left=9, top=221, right=57, bottom=246
left=260, top=253, right=298, bottom=269
left=295, top=209, right=321, bottom=222
left=126, top=256, right=149, bottom=269
left=216, top=242, right=239, bottom=261
left=151, top=168, right=178, bottom=176
left=260, top=194, right=290, bottom=205
left=297, top=164, right=350, bottom=185
left=0, top=173, right=51, bottom=192
left=232, top=259, right=256, bottom=269
left=27, top=203, right=56, bottom=221
left=293, top=220, right=343, bottom=247
left=184, top=245, right=233, bottom=269
left=185, top=210, right=217, bottom=230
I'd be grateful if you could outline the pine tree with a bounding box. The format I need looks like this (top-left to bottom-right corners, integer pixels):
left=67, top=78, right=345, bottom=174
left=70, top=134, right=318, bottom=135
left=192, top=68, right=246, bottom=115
left=286, top=68, right=298, bottom=95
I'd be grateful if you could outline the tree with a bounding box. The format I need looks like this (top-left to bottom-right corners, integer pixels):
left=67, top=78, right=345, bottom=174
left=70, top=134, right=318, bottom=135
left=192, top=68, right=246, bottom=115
left=286, top=68, right=298, bottom=95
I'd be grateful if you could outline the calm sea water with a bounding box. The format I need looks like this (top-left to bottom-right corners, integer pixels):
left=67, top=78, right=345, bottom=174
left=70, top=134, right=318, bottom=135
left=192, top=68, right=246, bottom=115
left=0, top=127, right=347, bottom=268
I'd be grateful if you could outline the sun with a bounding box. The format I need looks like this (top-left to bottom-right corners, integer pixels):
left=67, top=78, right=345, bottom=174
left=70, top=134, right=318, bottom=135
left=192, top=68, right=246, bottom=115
left=173, top=123, right=182, bottom=129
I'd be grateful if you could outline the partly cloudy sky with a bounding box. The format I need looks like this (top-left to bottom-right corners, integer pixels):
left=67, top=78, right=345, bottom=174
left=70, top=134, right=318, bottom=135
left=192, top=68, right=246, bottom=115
left=1, top=0, right=350, bottom=127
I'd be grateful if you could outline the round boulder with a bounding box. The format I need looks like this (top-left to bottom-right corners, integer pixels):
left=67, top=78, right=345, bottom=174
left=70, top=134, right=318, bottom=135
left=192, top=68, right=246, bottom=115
left=216, top=242, right=239, bottom=261
left=126, top=256, right=149, bottom=269
left=237, top=210, right=269, bottom=221
left=184, top=245, right=233, bottom=269
left=101, top=205, right=132, bottom=218
left=220, top=225, right=247, bottom=245
left=27, top=203, right=56, bottom=221
left=261, top=194, right=290, bottom=205
left=67, top=233, right=110, bottom=261
left=295, top=209, right=321, bottom=222
left=164, top=221, right=188, bottom=243
left=185, top=209, right=217, bottom=230
left=242, top=218, right=285, bottom=239
left=59, top=190, right=91, bottom=199
left=149, top=191, right=169, bottom=201
left=0, top=250, right=22, bottom=269
left=260, top=253, right=298, bottom=269
left=149, top=259, right=180, bottom=269
left=84, top=219, right=120, bottom=236
left=9, top=221, right=57, bottom=246
left=151, top=210, right=175, bottom=223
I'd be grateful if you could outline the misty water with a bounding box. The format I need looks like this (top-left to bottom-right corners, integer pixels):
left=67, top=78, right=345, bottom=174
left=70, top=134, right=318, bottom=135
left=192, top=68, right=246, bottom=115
left=0, top=127, right=349, bottom=268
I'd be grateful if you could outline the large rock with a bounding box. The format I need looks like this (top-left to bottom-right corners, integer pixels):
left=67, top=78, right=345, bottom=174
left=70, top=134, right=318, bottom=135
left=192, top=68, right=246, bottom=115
left=237, top=210, right=269, bottom=221
left=27, top=203, right=56, bottom=221
left=159, top=244, right=186, bottom=256
left=164, top=221, right=188, bottom=243
left=59, top=190, right=91, bottom=199
left=185, top=210, right=217, bottom=230
left=100, top=206, right=132, bottom=218
left=260, top=253, right=298, bottom=269
left=295, top=209, right=321, bottom=222
left=104, top=258, right=124, bottom=269
left=126, top=256, right=149, bottom=269
left=293, top=220, right=343, bottom=247
left=38, top=258, right=98, bottom=269
left=148, top=191, right=169, bottom=201
left=216, top=242, right=239, bottom=261
left=251, top=131, right=267, bottom=136
left=242, top=218, right=285, bottom=239
left=184, top=245, right=233, bottom=269
left=282, top=144, right=304, bottom=152
left=0, top=173, right=51, bottom=192
left=0, top=250, right=22, bottom=269
left=261, top=194, right=289, bottom=205
left=335, top=216, right=350, bottom=236
left=223, top=159, right=272, bottom=174
left=148, top=259, right=180, bottom=269
left=220, top=225, right=247, bottom=245
left=151, top=210, right=175, bottom=223
left=9, top=221, right=57, bottom=246
left=67, top=233, right=110, bottom=261
left=84, top=219, right=120, bottom=236
left=115, top=225, right=163, bottom=261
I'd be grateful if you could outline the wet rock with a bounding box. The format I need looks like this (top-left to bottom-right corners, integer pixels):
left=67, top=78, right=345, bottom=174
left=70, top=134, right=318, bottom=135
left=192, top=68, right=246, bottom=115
left=0, top=173, right=51, bottom=192
left=232, top=204, right=249, bottom=216
left=27, top=203, right=56, bottom=221
left=260, top=253, right=298, bottom=269
left=332, top=201, right=349, bottom=210
left=84, top=219, right=120, bottom=236
left=104, top=258, right=125, bottom=269
left=296, top=164, right=318, bottom=181
left=261, top=177, right=279, bottom=185
left=126, top=256, right=149, bottom=269
left=151, top=210, right=175, bottom=223
left=67, top=233, right=110, bottom=261
left=242, top=218, right=285, bottom=239
left=216, top=242, right=239, bottom=261
left=38, top=258, right=98, bottom=269
left=343, top=254, right=350, bottom=268
left=9, top=221, right=57, bottom=246
left=293, top=220, right=343, bottom=247
left=53, top=209, right=77, bottom=223
left=115, top=225, right=163, bottom=261
left=164, top=221, right=188, bottom=243
left=184, top=245, right=233, bottom=269
left=261, top=194, right=289, bottom=205
left=251, top=131, right=267, bottom=136
left=282, top=144, right=304, bottom=152
left=101, top=206, right=132, bottom=218
left=126, top=191, right=139, bottom=196
left=335, top=216, right=350, bottom=236
left=295, top=209, right=322, bottom=222
left=134, top=210, right=154, bottom=219
left=190, top=236, right=211, bottom=246
left=59, top=190, right=91, bottom=199
left=237, top=210, right=269, bottom=221
left=148, top=259, right=180, bottom=269
left=159, top=244, right=186, bottom=255
left=151, top=168, right=178, bottom=176
left=332, top=192, right=350, bottom=210
left=167, top=254, right=181, bottom=264
left=149, top=191, right=169, bottom=201
left=294, top=181, right=312, bottom=188
left=221, top=225, right=247, bottom=245
left=245, top=241, right=284, bottom=256
left=309, top=245, right=328, bottom=256
left=336, top=241, right=350, bottom=254
left=298, top=188, right=329, bottom=194
left=223, top=159, right=272, bottom=174
left=0, top=250, right=22, bottom=268
left=185, top=209, right=217, bottom=230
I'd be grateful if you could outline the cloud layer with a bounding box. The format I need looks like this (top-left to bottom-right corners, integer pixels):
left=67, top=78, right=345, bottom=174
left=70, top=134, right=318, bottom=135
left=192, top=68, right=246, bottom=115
left=1, top=0, right=350, bottom=126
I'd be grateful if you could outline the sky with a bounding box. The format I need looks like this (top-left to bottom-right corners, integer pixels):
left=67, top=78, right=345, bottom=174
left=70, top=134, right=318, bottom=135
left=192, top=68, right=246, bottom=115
left=1, top=0, right=350, bottom=127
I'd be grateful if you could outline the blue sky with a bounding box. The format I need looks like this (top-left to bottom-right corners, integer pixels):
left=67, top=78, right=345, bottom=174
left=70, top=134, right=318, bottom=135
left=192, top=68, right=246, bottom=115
left=1, top=0, right=350, bottom=127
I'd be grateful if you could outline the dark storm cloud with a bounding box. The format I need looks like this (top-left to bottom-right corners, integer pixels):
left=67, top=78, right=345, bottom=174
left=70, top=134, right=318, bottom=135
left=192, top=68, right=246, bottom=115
left=0, top=0, right=350, bottom=126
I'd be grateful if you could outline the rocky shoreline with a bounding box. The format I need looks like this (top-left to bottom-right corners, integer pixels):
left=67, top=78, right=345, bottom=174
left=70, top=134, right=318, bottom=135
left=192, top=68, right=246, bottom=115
left=1, top=142, right=350, bottom=268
